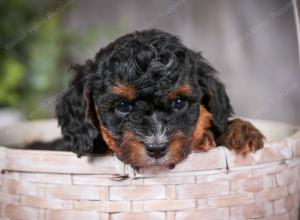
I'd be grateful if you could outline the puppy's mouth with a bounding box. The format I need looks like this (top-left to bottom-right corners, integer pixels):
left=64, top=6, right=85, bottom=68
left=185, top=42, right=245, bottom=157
left=130, top=154, right=177, bottom=175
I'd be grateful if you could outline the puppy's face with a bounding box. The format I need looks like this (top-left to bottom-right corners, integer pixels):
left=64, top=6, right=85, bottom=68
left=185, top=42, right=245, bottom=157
left=95, top=83, right=201, bottom=170
left=91, top=40, right=207, bottom=171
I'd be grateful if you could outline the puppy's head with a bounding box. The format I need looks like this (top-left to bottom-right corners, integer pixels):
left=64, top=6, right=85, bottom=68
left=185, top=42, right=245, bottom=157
left=56, top=29, right=232, bottom=171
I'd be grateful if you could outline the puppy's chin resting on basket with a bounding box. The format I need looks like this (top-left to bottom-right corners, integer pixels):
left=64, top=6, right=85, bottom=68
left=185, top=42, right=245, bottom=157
left=55, top=29, right=265, bottom=173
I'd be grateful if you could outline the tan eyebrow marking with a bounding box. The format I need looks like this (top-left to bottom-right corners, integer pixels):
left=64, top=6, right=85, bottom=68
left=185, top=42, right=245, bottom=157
left=111, top=82, right=135, bottom=101
left=167, top=83, right=193, bottom=100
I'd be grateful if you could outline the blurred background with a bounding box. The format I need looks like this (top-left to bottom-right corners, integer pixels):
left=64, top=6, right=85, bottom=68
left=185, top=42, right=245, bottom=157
left=0, top=0, right=299, bottom=127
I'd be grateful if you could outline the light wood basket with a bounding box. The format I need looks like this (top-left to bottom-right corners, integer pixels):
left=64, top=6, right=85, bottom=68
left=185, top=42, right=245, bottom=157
left=0, top=119, right=299, bottom=220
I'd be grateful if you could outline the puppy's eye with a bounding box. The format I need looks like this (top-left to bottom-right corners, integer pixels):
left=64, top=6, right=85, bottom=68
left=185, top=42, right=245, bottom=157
left=172, top=97, right=187, bottom=111
left=115, top=101, right=132, bottom=114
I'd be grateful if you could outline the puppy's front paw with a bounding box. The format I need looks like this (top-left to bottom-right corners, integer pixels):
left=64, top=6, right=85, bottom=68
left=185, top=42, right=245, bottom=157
left=218, top=118, right=265, bottom=154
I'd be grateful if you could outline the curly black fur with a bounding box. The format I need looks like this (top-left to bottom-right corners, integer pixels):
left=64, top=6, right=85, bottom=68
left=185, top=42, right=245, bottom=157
left=56, top=29, right=233, bottom=164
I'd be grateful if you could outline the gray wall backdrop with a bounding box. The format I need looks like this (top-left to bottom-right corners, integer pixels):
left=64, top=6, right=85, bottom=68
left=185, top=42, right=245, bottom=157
left=65, top=0, right=300, bottom=125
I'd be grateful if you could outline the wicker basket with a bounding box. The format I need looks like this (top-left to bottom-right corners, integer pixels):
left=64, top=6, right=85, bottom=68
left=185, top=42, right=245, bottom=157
left=0, top=119, right=299, bottom=220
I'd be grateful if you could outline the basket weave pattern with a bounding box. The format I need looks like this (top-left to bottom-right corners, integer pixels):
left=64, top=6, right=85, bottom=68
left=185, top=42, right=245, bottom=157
left=0, top=123, right=299, bottom=219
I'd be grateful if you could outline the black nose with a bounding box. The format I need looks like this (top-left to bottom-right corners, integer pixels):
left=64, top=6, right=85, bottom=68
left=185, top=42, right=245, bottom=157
left=146, top=144, right=168, bottom=158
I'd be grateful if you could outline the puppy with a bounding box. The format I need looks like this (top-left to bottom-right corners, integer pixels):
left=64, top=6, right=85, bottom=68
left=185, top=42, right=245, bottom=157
left=56, top=29, right=264, bottom=171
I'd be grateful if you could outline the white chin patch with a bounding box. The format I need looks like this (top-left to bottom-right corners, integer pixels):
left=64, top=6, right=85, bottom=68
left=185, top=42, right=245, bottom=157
left=136, top=156, right=174, bottom=174
left=137, top=164, right=171, bottom=175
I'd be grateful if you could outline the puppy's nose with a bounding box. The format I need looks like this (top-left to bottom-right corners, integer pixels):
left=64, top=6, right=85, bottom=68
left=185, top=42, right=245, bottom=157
left=145, top=144, right=168, bottom=158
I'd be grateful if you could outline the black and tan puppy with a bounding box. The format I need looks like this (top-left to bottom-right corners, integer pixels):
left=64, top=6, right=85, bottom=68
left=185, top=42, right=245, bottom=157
left=56, top=29, right=264, bottom=171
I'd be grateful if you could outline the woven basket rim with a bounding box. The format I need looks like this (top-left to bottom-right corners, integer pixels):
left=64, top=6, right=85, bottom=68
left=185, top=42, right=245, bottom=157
left=0, top=119, right=299, bottom=177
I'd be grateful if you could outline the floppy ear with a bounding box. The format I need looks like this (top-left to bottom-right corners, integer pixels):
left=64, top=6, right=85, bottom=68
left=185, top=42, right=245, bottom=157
left=55, top=63, right=107, bottom=157
left=194, top=54, right=234, bottom=137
